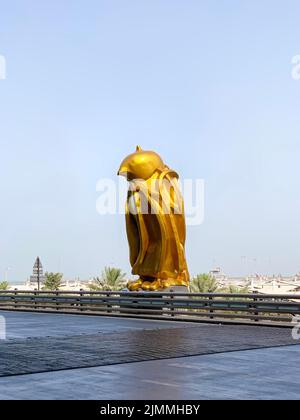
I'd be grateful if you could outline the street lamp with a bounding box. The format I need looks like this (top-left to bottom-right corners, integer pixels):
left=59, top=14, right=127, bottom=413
left=4, top=267, right=11, bottom=283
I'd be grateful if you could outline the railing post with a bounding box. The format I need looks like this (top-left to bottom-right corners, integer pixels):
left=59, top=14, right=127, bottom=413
left=55, top=289, right=59, bottom=311
left=253, top=296, right=259, bottom=322
left=107, top=292, right=112, bottom=314
left=79, top=289, right=84, bottom=312
left=33, top=289, right=37, bottom=310
left=209, top=295, right=214, bottom=319
left=170, top=289, right=175, bottom=317
left=14, top=288, right=18, bottom=309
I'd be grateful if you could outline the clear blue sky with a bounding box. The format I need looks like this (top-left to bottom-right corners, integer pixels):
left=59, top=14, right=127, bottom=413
left=0, top=1, right=299, bottom=282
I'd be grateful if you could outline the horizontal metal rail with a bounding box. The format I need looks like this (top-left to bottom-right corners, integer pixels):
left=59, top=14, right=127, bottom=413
left=0, top=290, right=299, bottom=326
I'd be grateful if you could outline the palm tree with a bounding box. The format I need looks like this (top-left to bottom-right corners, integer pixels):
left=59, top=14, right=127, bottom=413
left=90, top=267, right=127, bottom=291
left=0, top=281, right=9, bottom=290
left=43, top=272, right=63, bottom=290
left=190, top=273, right=219, bottom=293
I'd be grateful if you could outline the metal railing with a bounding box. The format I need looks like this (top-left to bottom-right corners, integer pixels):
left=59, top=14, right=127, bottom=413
left=0, top=290, right=299, bottom=326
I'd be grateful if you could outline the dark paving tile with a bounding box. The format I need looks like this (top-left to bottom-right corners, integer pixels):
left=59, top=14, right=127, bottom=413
left=0, top=321, right=297, bottom=377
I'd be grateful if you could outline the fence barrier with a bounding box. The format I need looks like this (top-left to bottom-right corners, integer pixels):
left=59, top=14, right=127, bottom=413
left=0, top=290, right=299, bottom=326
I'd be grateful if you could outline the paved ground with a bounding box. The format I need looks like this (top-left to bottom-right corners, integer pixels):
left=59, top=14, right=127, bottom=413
left=1, top=311, right=193, bottom=339
left=0, top=311, right=299, bottom=399
left=0, top=345, right=299, bottom=400
left=0, top=311, right=297, bottom=377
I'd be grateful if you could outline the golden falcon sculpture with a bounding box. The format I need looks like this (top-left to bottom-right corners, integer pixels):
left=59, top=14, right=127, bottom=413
left=118, top=146, right=189, bottom=291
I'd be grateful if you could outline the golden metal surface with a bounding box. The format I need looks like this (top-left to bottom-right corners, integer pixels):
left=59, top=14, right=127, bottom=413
left=118, top=146, right=190, bottom=291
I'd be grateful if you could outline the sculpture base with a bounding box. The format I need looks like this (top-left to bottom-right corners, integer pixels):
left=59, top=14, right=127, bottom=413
left=162, top=285, right=189, bottom=293
left=127, top=277, right=189, bottom=292
left=125, top=285, right=189, bottom=293
left=123, top=285, right=189, bottom=312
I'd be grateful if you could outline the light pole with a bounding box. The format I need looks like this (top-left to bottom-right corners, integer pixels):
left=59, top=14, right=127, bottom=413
left=4, top=267, right=11, bottom=283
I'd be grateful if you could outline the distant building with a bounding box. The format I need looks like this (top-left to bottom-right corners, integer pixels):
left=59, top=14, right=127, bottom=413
left=209, top=267, right=300, bottom=295
left=29, top=257, right=46, bottom=286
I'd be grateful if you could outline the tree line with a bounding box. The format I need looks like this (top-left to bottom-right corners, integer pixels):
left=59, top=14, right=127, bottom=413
left=0, top=270, right=249, bottom=293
